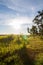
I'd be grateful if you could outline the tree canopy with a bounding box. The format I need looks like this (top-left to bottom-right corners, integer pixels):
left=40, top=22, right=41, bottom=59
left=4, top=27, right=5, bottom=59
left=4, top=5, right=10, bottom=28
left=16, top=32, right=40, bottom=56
left=32, top=10, right=43, bottom=35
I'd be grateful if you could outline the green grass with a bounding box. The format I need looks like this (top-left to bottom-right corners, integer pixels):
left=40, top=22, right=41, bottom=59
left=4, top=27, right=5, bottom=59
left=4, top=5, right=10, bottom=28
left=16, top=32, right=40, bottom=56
left=0, top=35, right=43, bottom=65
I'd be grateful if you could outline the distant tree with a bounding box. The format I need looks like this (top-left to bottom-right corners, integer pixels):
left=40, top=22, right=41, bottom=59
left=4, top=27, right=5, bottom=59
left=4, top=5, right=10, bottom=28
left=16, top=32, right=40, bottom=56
left=27, top=27, right=29, bottom=33
left=30, top=26, right=38, bottom=35
left=33, top=10, right=43, bottom=35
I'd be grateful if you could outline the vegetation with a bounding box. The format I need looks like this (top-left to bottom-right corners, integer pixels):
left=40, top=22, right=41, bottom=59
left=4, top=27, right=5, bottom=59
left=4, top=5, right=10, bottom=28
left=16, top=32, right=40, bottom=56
left=29, top=10, right=43, bottom=36
left=0, top=35, right=43, bottom=65
left=30, top=26, right=38, bottom=35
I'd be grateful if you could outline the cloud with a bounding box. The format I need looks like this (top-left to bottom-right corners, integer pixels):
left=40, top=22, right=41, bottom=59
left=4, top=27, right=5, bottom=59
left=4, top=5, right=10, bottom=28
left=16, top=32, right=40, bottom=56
left=0, top=15, right=33, bottom=33
left=0, top=16, right=33, bottom=34
left=0, top=0, right=43, bottom=34
left=5, top=16, right=33, bottom=34
left=0, top=13, right=14, bottom=25
left=1, top=16, right=32, bottom=25
left=0, top=0, right=43, bottom=11
left=0, top=0, right=43, bottom=19
left=0, top=0, right=36, bottom=13
left=0, top=0, right=26, bottom=12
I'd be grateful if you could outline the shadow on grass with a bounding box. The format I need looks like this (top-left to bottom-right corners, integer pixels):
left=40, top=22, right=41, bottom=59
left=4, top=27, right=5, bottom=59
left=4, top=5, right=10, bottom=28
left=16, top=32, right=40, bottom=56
left=0, top=45, right=34, bottom=65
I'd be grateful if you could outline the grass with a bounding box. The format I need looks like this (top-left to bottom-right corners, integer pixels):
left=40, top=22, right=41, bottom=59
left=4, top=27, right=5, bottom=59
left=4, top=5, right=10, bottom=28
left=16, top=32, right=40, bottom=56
left=0, top=35, right=43, bottom=65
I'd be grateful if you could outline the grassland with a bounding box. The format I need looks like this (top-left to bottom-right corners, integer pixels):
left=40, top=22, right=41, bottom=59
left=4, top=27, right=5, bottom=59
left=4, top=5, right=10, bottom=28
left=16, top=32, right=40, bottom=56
left=0, top=35, right=43, bottom=65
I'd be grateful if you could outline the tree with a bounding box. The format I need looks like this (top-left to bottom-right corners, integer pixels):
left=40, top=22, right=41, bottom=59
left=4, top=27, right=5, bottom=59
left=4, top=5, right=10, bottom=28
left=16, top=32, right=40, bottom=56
left=27, top=27, right=29, bottom=33
left=30, top=26, right=38, bottom=35
left=33, top=10, right=43, bottom=35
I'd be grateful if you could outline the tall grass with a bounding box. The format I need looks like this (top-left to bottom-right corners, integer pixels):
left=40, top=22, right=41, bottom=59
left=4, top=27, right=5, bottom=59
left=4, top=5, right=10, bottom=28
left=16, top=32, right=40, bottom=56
left=0, top=35, right=43, bottom=65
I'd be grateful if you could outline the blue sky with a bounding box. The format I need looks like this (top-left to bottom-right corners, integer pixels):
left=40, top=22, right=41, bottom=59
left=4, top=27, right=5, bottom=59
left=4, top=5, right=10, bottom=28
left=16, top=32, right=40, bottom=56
left=0, top=0, right=43, bottom=34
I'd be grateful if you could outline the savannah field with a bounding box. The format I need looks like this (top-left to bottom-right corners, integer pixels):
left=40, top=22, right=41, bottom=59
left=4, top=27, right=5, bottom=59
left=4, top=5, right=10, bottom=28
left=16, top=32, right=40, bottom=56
left=0, top=35, right=43, bottom=65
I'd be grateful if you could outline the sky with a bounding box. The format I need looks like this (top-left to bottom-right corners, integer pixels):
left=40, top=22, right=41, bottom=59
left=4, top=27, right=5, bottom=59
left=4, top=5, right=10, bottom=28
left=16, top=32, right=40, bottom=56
left=0, top=0, right=43, bottom=34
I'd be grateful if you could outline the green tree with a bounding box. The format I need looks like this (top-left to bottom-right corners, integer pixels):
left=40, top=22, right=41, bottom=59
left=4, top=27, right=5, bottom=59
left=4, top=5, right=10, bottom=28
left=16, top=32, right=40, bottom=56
left=30, top=26, right=38, bottom=35
left=33, top=10, right=43, bottom=35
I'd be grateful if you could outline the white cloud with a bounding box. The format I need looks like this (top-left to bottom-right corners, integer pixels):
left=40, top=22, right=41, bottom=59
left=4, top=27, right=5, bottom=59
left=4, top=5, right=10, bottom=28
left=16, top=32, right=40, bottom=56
left=0, top=0, right=43, bottom=34
left=0, top=0, right=35, bottom=13
left=0, top=16, right=33, bottom=34
left=3, top=16, right=32, bottom=26
left=0, top=0, right=43, bottom=14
